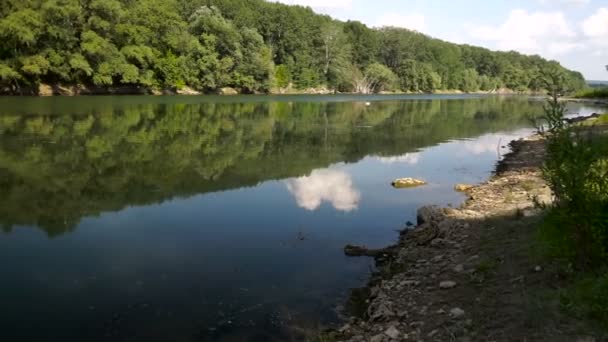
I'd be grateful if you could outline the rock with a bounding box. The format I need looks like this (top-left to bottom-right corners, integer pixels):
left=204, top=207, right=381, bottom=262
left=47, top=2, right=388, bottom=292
left=38, top=83, right=53, bottom=96
left=453, top=264, right=465, bottom=273
left=384, top=326, right=400, bottom=339
left=400, top=280, right=420, bottom=287
left=450, top=307, right=465, bottom=318
left=218, top=87, right=238, bottom=95
left=176, top=86, right=200, bottom=95
left=370, top=333, right=386, bottom=342
left=344, top=245, right=387, bottom=257
left=369, top=303, right=395, bottom=321
left=439, top=281, right=457, bottom=289
left=534, top=265, right=542, bottom=272
left=417, top=205, right=444, bottom=225
left=391, top=177, right=427, bottom=189
left=454, top=183, right=474, bottom=192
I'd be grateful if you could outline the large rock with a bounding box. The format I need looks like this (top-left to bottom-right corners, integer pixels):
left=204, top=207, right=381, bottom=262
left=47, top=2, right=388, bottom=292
left=417, top=205, right=444, bottom=226
left=218, top=87, right=239, bottom=95
left=391, top=177, right=427, bottom=189
left=176, top=86, right=200, bottom=95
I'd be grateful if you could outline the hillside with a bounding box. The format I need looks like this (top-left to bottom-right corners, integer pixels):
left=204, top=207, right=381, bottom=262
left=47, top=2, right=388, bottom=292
left=0, top=0, right=586, bottom=95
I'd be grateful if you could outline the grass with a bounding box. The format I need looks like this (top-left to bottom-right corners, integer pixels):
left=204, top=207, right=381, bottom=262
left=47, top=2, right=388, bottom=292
left=580, top=113, right=608, bottom=126
left=574, top=88, right=608, bottom=99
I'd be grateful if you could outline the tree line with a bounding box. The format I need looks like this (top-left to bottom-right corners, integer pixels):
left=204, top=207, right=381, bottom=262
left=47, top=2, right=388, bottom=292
left=0, top=0, right=587, bottom=94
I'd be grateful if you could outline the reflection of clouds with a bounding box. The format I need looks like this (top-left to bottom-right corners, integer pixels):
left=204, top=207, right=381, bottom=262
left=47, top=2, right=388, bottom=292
left=459, top=131, right=530, bottom=156
left=376, top=153, right=421, bottom=165
left=286, top=169, right=361, bottom=212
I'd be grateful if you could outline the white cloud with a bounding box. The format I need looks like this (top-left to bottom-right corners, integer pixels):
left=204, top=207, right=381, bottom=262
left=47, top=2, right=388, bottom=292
left=538, top=0, right=590, bottom=5
left=582, top=8, right=608, bottom=37
left=269, top=0, right=352, bottom=9
left=285, top=169, right=360, bottom=212
left=376, top=153, right=421, bottom=165
left=467, top=9, right=577, bottom=56
left=375, top=13, right=426, bottom=32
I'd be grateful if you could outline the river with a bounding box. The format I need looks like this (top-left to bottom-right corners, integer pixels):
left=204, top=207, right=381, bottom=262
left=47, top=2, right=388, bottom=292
left=0, top=94, right=603, bottom=341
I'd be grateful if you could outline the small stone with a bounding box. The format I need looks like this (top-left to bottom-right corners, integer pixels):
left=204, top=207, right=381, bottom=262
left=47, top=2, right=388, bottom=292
left=370, top=334, right=385, bottom=342
left=454, top=183, right=474, bottom=192
left=450, top=307, right=465, bottom=318
left=428, top=329, right=439, bottom=338
left=339, top=324, right=351, bottom=333
left=400, top=280, right=419, bottom=287
left=534, top=265, right=542, bottom=272
left=436, top=308, right=446, bottom=314
left=432, top=255, right=444, bottom=262
left=439, top=281, right=457, bottom=289
left=384, top=326, right=400, bottom=339
left=453, top=264, right=464, bottom=273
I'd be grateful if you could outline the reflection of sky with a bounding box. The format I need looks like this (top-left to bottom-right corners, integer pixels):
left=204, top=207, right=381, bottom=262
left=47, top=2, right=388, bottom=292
left=375, top=153, right=421, bottom=165
left=286, top=169, right=361, bottom=212
left=455, top=130, right=531, bottom=157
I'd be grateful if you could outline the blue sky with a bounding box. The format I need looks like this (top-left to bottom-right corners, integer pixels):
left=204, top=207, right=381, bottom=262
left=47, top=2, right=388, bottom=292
left=272, top=0, right=608, bottom=80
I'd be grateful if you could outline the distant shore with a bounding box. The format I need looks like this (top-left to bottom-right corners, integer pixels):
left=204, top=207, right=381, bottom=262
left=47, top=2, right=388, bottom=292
left=1, top=83, right=541, bottom=97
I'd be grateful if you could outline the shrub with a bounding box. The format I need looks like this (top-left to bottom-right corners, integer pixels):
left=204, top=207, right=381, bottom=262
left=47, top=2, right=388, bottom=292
left=539, top=87, right=608, bottom=267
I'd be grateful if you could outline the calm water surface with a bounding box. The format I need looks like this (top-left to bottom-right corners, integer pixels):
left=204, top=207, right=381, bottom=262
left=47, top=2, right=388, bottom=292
left=0, top=95, right=602, bottom=341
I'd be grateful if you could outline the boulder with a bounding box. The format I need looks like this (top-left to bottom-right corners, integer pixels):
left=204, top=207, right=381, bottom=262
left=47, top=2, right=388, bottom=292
left=218, top=87, right=239, bottom=95
left=391, top=177, right=427, bottom=189
left=417, top=205, right=444, bottom=225
left=176, top=86, right=200, bottom=95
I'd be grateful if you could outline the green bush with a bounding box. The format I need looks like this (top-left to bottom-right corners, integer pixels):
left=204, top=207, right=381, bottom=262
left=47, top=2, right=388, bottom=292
left=539, top=90, right=608, bottom=267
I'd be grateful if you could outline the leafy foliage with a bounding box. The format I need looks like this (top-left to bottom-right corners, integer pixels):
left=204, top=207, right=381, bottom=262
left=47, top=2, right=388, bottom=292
left=0, top=0, right=586, bottom=94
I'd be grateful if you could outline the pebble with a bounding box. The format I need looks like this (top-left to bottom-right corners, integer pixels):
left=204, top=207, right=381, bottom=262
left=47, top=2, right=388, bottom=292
left=370, top=334, right=385, bottom=342
left=439, top=281, right=457, bottom=289
left=453, top=264, right=464, bottom=272
left=534, top=265, right=542, bottom=272
left=450, top=307, right=465, bottom=318
left=385, top=326, right=400, bottom=339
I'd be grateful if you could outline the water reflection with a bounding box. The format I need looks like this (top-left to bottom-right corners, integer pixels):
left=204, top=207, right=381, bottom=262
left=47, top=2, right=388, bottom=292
left=0, top=96, right=548, bottom=236
left=376, top=153, right=421, bottom=165
left=286, top=169, right=360, bottom=212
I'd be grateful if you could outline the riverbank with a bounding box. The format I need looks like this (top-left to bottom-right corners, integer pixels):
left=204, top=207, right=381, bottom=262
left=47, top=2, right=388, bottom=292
left=1, top=83, right=540, bottom=97
left=328, top=131, right=606, bottom=341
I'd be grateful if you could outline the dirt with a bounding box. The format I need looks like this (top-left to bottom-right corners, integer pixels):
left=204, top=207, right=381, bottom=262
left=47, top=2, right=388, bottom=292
left=333, top=134, right=604, bottom=342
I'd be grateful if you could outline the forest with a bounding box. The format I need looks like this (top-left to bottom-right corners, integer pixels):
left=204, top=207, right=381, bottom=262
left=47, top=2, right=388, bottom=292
left=0, top=0, right=587, bottom=94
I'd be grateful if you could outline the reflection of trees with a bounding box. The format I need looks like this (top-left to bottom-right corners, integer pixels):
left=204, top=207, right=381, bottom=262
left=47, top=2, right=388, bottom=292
left=0, top=97, right=542, bottom=235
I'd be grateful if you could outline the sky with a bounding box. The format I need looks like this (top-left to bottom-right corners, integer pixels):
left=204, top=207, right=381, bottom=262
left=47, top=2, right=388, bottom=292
left=271, top=0, right=608, bottom=80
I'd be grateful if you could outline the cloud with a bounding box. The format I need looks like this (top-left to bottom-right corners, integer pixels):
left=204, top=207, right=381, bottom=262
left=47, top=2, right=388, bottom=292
left=467, top=9, right=578, bottom=56
left=376, top=153, right=421, bottom=165
left=582, top=7, right=608, bottom=38
left=538, top=0, right=590, bottom=5
left=375, top=13, right=426, bottom=32
left=285, top=169, right=360, bottom=212
left=268, top=0, right=352, bottom=9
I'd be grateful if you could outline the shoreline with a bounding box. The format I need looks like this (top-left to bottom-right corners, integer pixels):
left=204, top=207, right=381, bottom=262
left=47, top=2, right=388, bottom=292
left=330, top=131, right=602, bottom=341
left=1, top=83, right=543, bottom=97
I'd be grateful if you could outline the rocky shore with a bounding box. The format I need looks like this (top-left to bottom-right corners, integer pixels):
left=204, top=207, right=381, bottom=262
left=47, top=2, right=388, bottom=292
left=333, top=134, right=600, bottom=342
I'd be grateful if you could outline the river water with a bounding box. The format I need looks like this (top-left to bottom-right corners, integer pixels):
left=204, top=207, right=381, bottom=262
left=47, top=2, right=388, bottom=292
left=0, top=95, right=602, bottom=341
